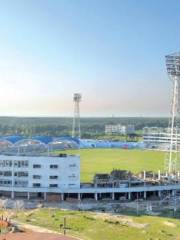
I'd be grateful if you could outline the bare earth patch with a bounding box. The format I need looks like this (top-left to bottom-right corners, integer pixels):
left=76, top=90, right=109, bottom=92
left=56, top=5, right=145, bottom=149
left=94, top=213, right=148, bottom=229
left=1, top=232, right=76, bottom=240
left=163, top=221, right=176, bottom=228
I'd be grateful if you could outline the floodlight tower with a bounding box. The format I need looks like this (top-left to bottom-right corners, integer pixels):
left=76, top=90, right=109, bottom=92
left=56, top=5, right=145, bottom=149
left=72, top=93, right=82, bottom=138
left=165, top=53, right=180, bottom=175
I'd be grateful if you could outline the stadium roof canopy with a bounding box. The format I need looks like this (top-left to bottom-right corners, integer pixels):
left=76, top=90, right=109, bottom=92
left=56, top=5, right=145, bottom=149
left=0, top=135, right=54, bottom=144
left=31, top=136, right=53, bottom=144
left=0, top=135, right=80, bottom=145
left=2, top=135, right=24, bottom=144
left=53, top=136, right=80, bottom=144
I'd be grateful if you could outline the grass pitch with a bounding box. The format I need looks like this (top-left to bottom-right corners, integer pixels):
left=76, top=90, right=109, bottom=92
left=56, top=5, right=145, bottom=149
left=56, top=149, right=165, bottom=182
left=12, top=149, right=178, bottom=240
left=14, top=208, right=180, bottom=240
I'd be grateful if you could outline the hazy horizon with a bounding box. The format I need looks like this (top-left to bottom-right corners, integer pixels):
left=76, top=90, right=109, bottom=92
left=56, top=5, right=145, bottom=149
left=0, top=0, right=179, bottom=117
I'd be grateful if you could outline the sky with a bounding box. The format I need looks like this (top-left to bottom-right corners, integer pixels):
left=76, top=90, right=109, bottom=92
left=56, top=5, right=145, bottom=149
left=0, top=0, right=179, bottom=117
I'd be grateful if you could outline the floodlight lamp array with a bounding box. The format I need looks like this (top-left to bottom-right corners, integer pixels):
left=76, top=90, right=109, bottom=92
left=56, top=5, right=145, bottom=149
left=73, top=93, right=82, bottom=102
left=166, top=53, right=180, bottom=77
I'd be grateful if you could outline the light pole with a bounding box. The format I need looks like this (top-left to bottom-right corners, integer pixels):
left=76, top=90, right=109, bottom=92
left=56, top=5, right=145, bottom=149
left=165, top=53, right=180, bottom=175
left=72, top=93, right=82, bottom=138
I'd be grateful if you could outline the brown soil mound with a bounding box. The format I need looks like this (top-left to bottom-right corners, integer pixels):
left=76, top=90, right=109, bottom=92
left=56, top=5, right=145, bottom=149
left=0, top=220, right=10, bottom=228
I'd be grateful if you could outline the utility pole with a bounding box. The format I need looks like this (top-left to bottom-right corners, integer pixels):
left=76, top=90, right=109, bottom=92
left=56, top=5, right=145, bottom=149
left=173, top=193, right=177, bottom=217
left=63, top=217, right=66, bottom=235
left=136, top=193, right=139, bottom=216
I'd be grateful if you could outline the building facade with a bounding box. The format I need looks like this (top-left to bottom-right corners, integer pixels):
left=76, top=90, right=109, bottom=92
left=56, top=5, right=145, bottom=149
left=105, top=124, right=135, bottom=135
left=0, top=154, right=80, bottom=196
left=143, top=127, right=180, bottom=150
left=0, top=153, right=179, bottom=202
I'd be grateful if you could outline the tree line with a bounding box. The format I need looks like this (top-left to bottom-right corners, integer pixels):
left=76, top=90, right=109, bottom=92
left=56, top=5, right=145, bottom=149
left=0, top=117, right=169, bottom=138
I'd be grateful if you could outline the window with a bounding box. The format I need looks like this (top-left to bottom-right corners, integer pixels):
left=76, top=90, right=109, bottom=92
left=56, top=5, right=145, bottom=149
left=49, top=184, right=58, bottom=188
left=69, top=163, right=77, bottom=168
left=0, top=171, right=12, bottom=176
left=50, top=165, right=58, bottom=169
left=4, top=171, right=12, bottom=177
left=14, top=161, right=28, bottom=168
left=33, top=175, right=41, bottom=179
left=15, top=181, right=28, bottom=187
left=6, top=160, right=12, bottom=167
left=33, top=164, right=41, bottom=168
left=68, top=174, right=78, bottom=180
left=0, top=180, right=12, bottom=186
left=21, top=161, right=28, bottom=167
left=49, top=176, right=58, bottom=179
left=33, top=183, right=41, bottom=187
left=14, top=172, right=28, bottom=177
left=0, top=160, right=12, bottom=167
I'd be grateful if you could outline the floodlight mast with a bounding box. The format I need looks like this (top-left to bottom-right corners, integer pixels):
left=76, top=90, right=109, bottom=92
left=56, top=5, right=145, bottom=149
left=165, top=53, right=180, bottom=175
left=72, top=93, right=82, bottom=138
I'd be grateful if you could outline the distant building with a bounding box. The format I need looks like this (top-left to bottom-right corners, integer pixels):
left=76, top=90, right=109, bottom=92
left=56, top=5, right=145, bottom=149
left=143, top=127, right=180, bottom=149
left=105, top=124, right=135, bottom=135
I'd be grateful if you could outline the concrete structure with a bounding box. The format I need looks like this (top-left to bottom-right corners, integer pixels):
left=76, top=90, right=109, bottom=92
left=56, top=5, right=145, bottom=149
left=0, top=156, right=179, bottom=202
left=0, top=154, right=80, bottom=199
left=143, top=127, right=180, bottom=150
left=105, top=124, right=135, bottom=135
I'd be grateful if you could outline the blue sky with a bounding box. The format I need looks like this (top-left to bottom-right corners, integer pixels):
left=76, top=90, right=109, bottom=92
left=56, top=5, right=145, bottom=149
left=0, top=0, right=179, bottom=117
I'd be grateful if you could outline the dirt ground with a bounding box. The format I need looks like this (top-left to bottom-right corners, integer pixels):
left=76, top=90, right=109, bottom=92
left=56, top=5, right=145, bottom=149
left=0, top=232, right=77, bottom=240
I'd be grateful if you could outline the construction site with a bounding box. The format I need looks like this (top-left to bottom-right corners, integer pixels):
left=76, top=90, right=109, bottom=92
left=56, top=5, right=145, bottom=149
left=60, top=52, right=180, bottom=207
left=0, top=53, right=179, bottom=217
left=0, top=55, right=178, bottom=239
